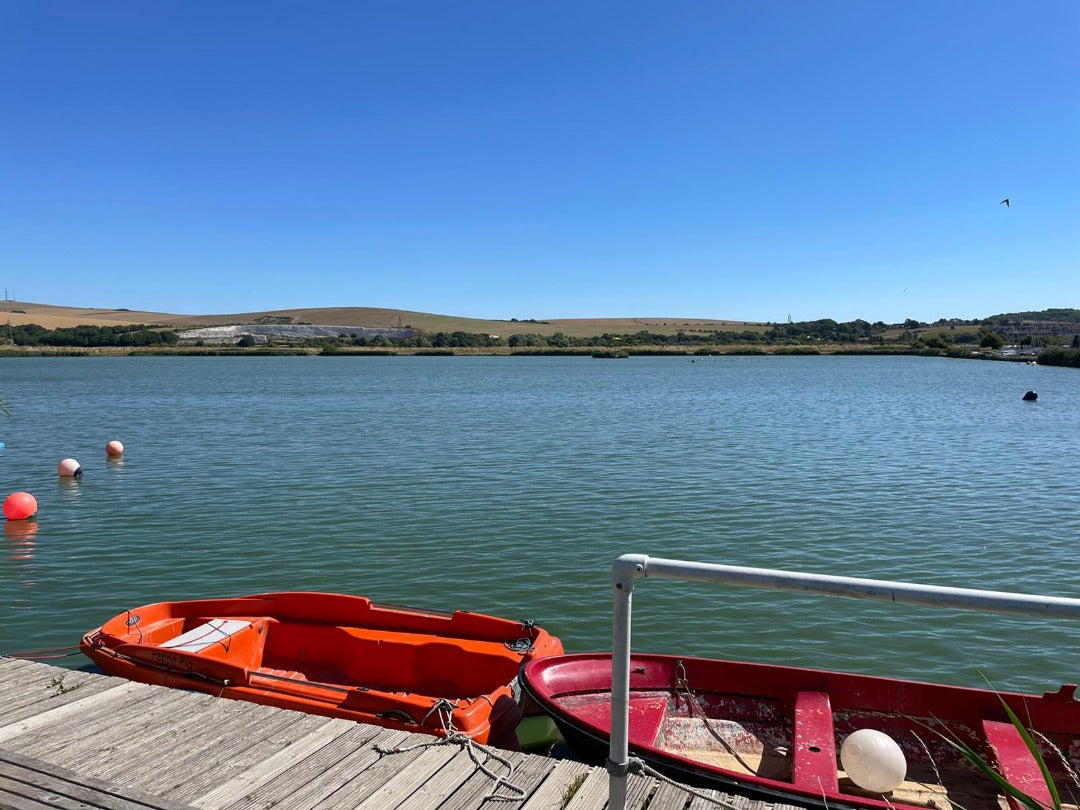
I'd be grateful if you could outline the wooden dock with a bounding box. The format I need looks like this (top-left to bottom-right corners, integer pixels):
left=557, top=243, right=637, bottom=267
left=0, top=657, right=788, bottom=810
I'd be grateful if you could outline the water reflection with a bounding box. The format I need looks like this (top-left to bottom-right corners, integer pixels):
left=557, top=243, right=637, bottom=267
left=57, top=478, right=81, bottom=503
left=4, top=519, right=37, bottom=586
left=107, top=455, right=125, bottom=480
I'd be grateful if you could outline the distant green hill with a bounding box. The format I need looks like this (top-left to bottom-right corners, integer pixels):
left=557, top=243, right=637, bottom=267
left=988, top=308, right=1080, bottom=323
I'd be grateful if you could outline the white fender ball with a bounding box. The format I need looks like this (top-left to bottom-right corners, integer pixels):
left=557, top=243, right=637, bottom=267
left=105, top=440, right=124, bottom=457
left=58, top=457, right=83, bottom=478
left=840, top=728, right=907, bottom=793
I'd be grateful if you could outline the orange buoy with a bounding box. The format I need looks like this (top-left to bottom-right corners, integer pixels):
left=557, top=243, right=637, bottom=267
left=57, top=458, right=82, bottom=478
left=3, top=491, right=38, bottom=520
left=105, top=440, right=124, bottom=457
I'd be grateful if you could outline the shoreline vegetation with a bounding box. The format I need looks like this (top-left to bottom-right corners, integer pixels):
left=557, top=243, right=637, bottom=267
left=0, top=305, right=1077, bottom=367
left=2, top=343, right=1079, bottom=368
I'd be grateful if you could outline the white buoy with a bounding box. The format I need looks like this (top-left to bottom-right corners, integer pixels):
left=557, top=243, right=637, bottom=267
left=57, top=457, right=82, bottom=478
left=840, top=729, right=907, bottom=793
left=105, top=440, right=124, bottom=457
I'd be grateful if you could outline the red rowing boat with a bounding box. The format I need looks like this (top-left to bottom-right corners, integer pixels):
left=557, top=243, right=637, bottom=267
left=81, top=592, right=563, bottom=749
left=520, top=652, right=1080, bottom=810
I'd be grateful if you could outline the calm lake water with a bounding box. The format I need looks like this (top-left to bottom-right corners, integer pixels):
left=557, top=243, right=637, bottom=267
left=1, top=355, right=1078, bottom=693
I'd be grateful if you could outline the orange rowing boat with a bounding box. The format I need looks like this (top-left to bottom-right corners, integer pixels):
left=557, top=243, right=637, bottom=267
left=81, top=592, right=563, bottom=748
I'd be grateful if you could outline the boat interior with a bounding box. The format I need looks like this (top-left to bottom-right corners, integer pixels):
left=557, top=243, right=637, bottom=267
left=628, top=686, right=1080, bottom=810
left=114, top=612, right=526, bottom=700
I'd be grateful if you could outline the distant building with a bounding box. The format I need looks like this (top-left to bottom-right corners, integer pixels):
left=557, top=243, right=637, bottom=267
left=990, top=320, right=1080, bottom=350
left=177, top=324, right=418, bottom=344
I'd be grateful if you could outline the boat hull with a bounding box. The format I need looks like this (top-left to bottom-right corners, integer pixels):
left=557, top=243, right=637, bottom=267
left=82, top=592, right=563, bottom=748
left=520, top=653, right=1080, bottom=810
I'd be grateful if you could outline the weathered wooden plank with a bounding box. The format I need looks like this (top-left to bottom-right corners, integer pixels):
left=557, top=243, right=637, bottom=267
left=81, top=698, right=269, bottom=787
left=0, top=658, right=94, bottom=690
left=383, top=741, right=528, bottom=809
left=517, top=758, right=593, bottom=810
left=686, top=787, right=781, bottom=810
left=140, top=703, right=304, bottom=796
left=437, top=751, right=555, bottom=810
left=0, top=680, right=149, bottom=746
left=0, top=658, right=48, bottom=683
left=0, top=746, right=194, bottom=810
left=686, top=787, right=729, bottom=810
left=308, top=731, right=438, bottom=809
left=1, top=659, right=642, bottom=810
left=0, top=685, right=70, bottom=724
left=52, top=690, right=199, bottom=770
left=562, top=767, right=610, bottom=810
left=0, top=675, right=53, bottom=702
left=27, top=690, right=240, bottom=773
left=0, top=671, right=88, bottom=708
left=215, top=725, right=396, bottom=810
left=645, top=780, right=693, bottom=810
left=0, top=784, right=51, bottom=810
left=88, top=694, right=252, bottom=782
left=0, top=776, right=65, bottom=810
left=0, top=668, right=123, bottom=727
left=350, top=743, right=462, bottom=808
left=625, top=773, right=659, bottom=809
left=12, top=684, right=171, bottom=762
left=163, top=711, right=333, bottom=803
left=190, top=718, right=355, bottom=809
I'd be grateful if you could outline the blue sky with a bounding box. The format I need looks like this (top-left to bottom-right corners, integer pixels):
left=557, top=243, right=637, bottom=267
left=3, top=2, right=1077, bottom=324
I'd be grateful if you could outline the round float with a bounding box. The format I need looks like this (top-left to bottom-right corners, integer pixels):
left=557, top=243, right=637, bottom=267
left=57, top=458, right=83, bottom=477
left=3, top=491, right=38, bottom=521
left=840, top=728, right=907, bottom=793
left=106, top=440, right=124, bottom=457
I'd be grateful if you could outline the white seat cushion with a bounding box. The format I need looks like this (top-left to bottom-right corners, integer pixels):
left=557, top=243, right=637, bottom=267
left=160, top=619, right=251, bottom=652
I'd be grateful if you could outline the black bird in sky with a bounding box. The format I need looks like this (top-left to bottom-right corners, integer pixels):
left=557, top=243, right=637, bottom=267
left=1000, top=198, right=1010, bottom=207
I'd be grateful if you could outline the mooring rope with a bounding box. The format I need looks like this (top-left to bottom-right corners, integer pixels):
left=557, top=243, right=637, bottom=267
left=373, top=699, right=526, bottom=802
left=7, top=645, right=83, bottom=660
left=626, top=757, right=746, bottom=809
left=675, top=659, right=761, bottom=777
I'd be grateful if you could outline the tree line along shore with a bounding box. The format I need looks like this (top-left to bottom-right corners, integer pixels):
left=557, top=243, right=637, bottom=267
left=2, top=322, right=1080, bottom=368
left=2, top=313, right=1079, bottom=368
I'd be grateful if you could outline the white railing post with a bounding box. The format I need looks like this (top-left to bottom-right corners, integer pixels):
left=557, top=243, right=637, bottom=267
left=609, top=554, right=647, bottom=810
left=608, top=554, right=1080, bottom=809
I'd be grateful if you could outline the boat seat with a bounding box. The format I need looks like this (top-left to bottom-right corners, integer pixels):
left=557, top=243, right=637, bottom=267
left=793, top=690, right=839, bottom=792
left=573, top=695, right=670, bottom=747
left=981, top=719, right=1054, bottom=810
left=627, top=696, right=670, bottom=747
left=160, top=619, right=252, bottom=653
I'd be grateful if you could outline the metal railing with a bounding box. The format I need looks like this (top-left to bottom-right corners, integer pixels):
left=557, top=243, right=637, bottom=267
left=608, top=554, right=1080, bottom=810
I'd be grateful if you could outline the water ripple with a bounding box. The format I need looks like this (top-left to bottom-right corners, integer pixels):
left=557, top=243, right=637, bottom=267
left=1, top=355, right=1077, bottom=693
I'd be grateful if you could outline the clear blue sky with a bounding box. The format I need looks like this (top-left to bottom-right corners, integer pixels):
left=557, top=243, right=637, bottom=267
left=3, top=2, right=1077, bottom=324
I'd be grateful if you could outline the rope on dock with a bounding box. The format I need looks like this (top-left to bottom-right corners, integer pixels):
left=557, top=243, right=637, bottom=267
left=627, top=757, right=744, bottom=809
left=374, top=699, right=526, bottom=802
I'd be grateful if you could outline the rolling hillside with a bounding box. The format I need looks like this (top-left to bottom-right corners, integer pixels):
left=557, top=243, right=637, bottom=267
left=0, top=301, right=768, bottom=339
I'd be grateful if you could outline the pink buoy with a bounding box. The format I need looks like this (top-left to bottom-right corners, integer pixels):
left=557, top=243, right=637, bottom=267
left=105, top=440, right=124, bottom=457
left=3, top=491, right=38, bottom=520
left=58, top=457, right=82, bottom=478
